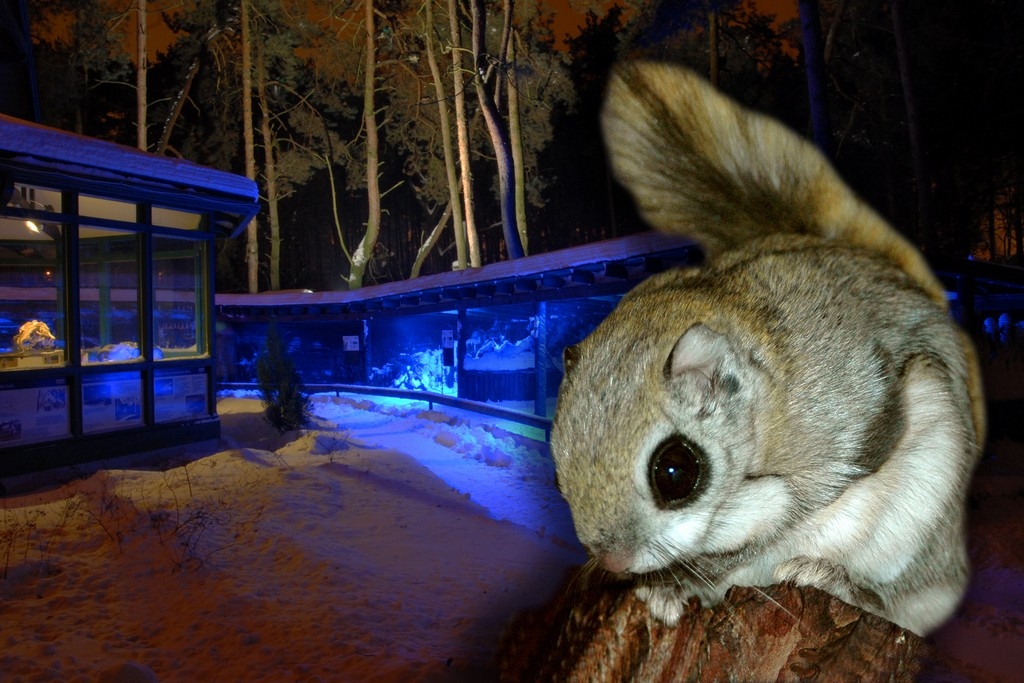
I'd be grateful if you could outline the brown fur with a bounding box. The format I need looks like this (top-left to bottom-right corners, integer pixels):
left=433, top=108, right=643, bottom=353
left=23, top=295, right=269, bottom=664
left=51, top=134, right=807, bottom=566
left=549, top=62, right=984, bottom=636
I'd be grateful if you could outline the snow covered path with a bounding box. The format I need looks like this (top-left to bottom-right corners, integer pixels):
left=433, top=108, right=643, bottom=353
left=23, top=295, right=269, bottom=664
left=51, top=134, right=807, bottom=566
left=0, top=395, right=585, bottom=682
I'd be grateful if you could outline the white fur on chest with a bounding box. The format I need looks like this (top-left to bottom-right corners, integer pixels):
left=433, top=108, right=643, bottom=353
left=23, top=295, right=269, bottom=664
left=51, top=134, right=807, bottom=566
left=721, top=358, right=969, bottom=632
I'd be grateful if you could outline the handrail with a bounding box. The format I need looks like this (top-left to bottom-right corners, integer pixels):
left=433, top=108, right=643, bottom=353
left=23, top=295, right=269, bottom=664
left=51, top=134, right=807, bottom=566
left=217, top=382, right=553, bottom=440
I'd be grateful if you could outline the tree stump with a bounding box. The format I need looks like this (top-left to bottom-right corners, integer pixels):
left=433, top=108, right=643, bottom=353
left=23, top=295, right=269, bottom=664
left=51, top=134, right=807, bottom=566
left=498, top=571, right=930, bottom=682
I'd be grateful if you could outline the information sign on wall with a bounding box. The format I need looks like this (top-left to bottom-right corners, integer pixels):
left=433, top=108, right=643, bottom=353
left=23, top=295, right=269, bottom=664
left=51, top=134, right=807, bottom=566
left=81, top=371, right=143, bottom=434
left=154, top=368, right=209, bottom=423
left=0, top=378, right=70, bottom=446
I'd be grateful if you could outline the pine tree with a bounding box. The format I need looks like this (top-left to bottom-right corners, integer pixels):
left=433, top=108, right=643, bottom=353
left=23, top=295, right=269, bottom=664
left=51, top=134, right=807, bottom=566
left=255, top=324, right=311, bottom=433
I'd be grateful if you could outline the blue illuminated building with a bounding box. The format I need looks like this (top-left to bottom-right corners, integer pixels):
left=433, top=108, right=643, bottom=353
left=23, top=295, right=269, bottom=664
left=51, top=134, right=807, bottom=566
left=0, top=115, right=258, bottom=477
left=216, top=233, right=702, bottom=425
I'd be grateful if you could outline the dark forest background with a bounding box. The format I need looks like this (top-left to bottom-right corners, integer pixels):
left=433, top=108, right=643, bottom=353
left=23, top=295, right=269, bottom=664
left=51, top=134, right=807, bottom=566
left=27, top=0, right=1024, bottom=293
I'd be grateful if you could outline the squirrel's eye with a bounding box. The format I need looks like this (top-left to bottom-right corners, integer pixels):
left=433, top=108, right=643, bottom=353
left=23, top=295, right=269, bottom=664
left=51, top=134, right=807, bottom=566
left=649, top=436, right=703, bottom=509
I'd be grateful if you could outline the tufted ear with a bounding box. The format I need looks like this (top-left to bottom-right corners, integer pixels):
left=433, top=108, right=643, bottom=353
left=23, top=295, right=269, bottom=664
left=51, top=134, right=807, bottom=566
left=666, top=324, right=740, bottom=413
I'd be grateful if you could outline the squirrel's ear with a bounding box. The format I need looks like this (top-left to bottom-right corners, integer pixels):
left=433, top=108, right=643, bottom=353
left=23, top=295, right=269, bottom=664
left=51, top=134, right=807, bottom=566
left=667, top=324, right=726, bottom=379
left=563, top=344, right=581, bottom=376
left=666, top=324, right=739, bottom=412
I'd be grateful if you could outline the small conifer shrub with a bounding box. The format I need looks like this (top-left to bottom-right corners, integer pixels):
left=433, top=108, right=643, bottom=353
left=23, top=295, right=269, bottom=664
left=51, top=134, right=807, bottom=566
left=255, top=324, right=311, bottom=433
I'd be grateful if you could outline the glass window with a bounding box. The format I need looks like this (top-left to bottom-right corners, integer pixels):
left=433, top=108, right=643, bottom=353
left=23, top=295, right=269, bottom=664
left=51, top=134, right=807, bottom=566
left=6, top=184, right=62, bottom=214
left=369, top=312, right=458, bottom=395
left=463, top=305, right=538, bottom=372
left=80, top=195, right=137, bottom=223
left=154, top=237, right=206, bottom=359
left=0, top=217, right=65, bottom=370
left=80, top=227, right=141, bottom=364
left=152, top=206, right=204, bottom=230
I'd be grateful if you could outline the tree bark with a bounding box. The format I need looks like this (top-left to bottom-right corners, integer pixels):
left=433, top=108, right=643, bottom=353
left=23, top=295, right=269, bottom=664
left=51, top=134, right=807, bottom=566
left=425, top=0, right=466, bottom=271
left=471, top=0, right=525, bottom=260
left=156, top=23, right=230, bottom=156
left=1015, top=199, right=1023, bottom=265
left=410, top=202, right=453, bottom=278
left=155, top=57, right=199, bottom=156
left=447, top=0, right=481, bottom=268
left=822, top=0, right=851, bottom=65
left=508, top=31, right=528, bottom=255
left=349, top=0, right=382, bottom=289
left=256, top=41, right=281, bottom=291
left=498, top=575, right=929, bottom=682
left=136, top=0, right=147, bottom=151
left=241, top=0, right=259, bottom=293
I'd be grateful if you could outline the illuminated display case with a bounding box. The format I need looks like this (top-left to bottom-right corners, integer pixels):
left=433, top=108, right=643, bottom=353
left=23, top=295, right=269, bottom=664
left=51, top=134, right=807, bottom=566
left=368, top=313, right=460, bottom=395
left=1, top=115, right=257, bottom=477
left=222, top=320, right=366, bottom=385
left=216, top=233, right=702, bottom=421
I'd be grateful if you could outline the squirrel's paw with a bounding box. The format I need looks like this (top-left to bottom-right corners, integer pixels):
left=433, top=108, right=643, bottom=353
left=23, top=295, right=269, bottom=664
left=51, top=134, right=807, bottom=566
left=636, top=583, right=689, bottom=626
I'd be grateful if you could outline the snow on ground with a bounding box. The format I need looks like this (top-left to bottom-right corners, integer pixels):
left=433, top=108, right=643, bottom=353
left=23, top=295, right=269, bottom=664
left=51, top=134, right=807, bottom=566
left=1, top=392, right=584, bottom=682
left=0, top=391, right=1022, bottom=682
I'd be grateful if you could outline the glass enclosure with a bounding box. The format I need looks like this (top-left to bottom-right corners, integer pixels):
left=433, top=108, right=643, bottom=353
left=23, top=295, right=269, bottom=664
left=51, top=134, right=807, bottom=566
left=0, top=220, right=65, bottom=367
left=154, top=236, right=206, bottom=360
left=80, top=195, right=137, bottom=223
left=463, top=304, right=537, bottom=372
left=223, top=320, right=366, bottom=385
left=1, top=113, right=258, bottom=476
left=459, top=298, right=621, bottom=414
left=219, top=295, right=628, bottom=418
left=0, top=185, right=65, bottom=370
left=368, top=313, right=459, bottom=395
left=79, top=227, right=141, bottom=364
left=0, top=181, right=222, bottom=451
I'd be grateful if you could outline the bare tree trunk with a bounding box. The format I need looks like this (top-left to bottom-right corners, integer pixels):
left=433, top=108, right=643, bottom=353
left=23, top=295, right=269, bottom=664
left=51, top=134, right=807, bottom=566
left=241, top=0, right=259, bottom=293
left=157, top=24, right=229, bottom=156
left=425, top=0, right=466, bottom=271
left=136, top=0, right=147, bottom=150
left=508, top=31, right=528, bottom=255
left=823, top=0, right=851, bottom=65
left=471, top=0, right=525, bottom=260
left=256, top=41, right=281, bottom=291
left=798, top=0, right=831, bottom=156
left=448, top=0, right=481, bottom=267
left=891, top=0, right=933, bottom=252
left=325, top=159, right=351, bottom=265
left=155, top=57, right=199, bottom=156
left=411, top=202, right=453, bottom=278
left=348, top=0, right=382, bottom=289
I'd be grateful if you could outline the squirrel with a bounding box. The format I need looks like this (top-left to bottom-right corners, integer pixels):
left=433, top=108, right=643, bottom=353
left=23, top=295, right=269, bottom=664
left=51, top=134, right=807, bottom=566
left=550, top=61, right=984, bottom=636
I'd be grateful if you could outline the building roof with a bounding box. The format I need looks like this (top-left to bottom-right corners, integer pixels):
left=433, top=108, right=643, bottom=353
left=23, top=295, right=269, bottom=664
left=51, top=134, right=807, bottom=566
left=216, top=231, right=703, bottom=320
left=0, top=114, right=258, bottom=234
